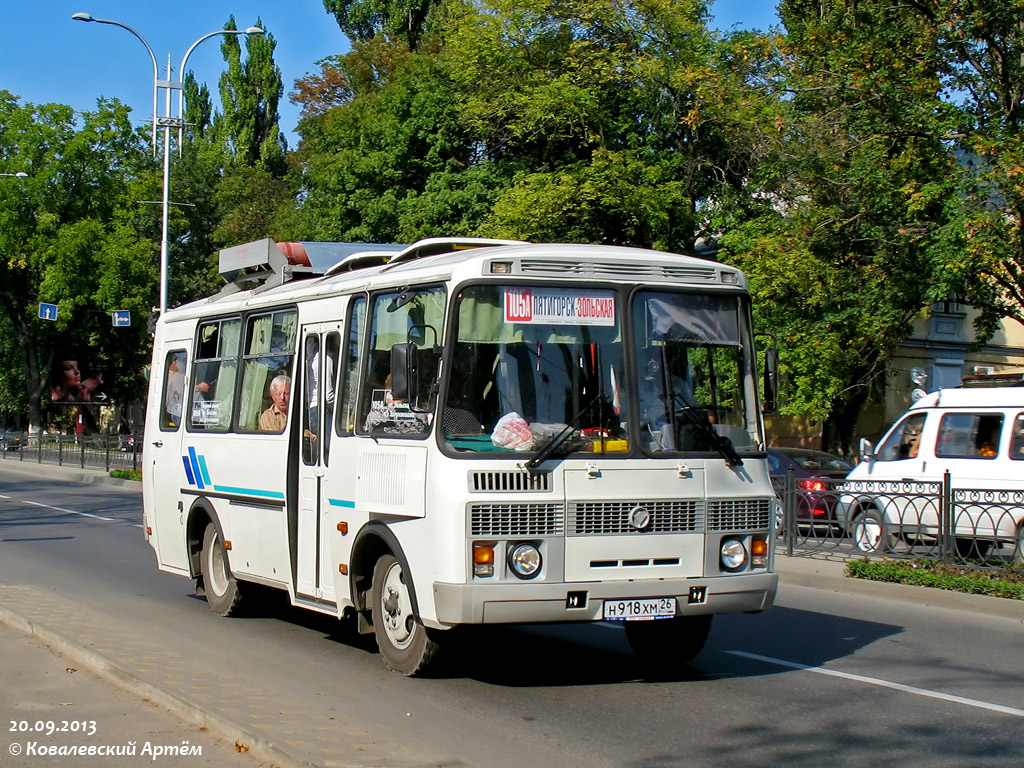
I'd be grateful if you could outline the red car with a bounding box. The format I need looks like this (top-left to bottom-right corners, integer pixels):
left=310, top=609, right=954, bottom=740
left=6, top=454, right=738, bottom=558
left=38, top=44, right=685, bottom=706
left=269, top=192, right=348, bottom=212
left=767, top=448, right=853, bottom=527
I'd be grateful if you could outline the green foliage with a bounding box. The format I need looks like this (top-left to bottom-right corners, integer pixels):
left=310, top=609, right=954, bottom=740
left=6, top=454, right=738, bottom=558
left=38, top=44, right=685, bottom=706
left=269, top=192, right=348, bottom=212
left=0, top=94, right=155, bottom=429
left=482, top=150, right=691, bottom=248
left=322, top=0, right=444, bottom=50
left=109, top=468, right=142, bottom=482
left=846, top=558, right=1024, bottom=600
left=297, top=42, right=478, bottom=242
left=216, top=17, right=287, bottom=175
left=715, top=0, right=962, bottom=449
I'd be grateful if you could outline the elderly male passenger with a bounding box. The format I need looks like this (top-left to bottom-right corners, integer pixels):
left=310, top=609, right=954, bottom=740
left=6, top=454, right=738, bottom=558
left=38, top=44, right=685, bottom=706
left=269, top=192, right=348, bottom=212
left=259, top=375, right=291, bottom=432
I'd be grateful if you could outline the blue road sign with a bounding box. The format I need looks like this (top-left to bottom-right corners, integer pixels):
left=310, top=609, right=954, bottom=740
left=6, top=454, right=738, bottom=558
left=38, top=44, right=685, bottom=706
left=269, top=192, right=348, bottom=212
left=112, top=310, right=131, bottom=327
left=38, top=303, right=58, bottom=321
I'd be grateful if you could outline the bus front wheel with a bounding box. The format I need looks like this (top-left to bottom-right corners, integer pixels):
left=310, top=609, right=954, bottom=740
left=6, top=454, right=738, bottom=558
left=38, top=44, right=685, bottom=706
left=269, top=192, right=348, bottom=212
left=370, top=554, right=440, bottom=676
left=201, top=523, right=244, bottom=616
left=624, top=614, right=711, bottom=668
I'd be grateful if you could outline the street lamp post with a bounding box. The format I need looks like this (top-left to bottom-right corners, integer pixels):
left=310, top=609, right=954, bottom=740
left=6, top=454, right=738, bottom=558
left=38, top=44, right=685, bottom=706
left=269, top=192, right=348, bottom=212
left=72, top=13, right=264, bottom=315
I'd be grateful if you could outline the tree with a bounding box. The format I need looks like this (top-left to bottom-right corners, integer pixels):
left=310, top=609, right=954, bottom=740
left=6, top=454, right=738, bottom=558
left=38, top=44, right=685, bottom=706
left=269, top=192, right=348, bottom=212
left=322, top=0, right=444, bottom=50
left=295, top=38, right=485, bottom=242
left=0, top=94, right=156, bottom=433
left=441, top=0, right=757, bottom=252
left=715, top=0, right=960, bottom=452
left=216, top=17, right=288, bottom=175
left=167, top=17, right=294, bottom=306
left=907, top=0, right=1024, bottom=337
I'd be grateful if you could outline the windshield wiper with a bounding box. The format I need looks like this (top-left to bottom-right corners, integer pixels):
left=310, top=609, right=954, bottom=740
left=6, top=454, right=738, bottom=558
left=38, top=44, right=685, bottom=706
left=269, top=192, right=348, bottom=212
left=673, top=399, right=744, bottom=467
left=524, top=392, right=603, bottom=470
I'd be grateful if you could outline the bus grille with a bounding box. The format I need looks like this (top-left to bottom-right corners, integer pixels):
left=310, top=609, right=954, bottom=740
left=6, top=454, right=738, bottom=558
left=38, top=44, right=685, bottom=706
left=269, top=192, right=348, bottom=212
left=518, top=259, right=719, bottom=283
left=468, top=470, right=550, bottom=492
left=470, top=503, right=564, bottom=536
left=568, top=500, right=702, bottom=535
left=706, top=498, right=771, bottom=531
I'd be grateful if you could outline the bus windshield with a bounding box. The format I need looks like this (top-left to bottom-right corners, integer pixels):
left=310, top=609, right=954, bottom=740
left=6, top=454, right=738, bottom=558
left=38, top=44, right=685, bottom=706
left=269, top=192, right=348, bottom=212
left=443, top=285, right=761, bottom=458
left=444, top=285, right=628, bottom=455
left=633, top=290, right=759, bottom=455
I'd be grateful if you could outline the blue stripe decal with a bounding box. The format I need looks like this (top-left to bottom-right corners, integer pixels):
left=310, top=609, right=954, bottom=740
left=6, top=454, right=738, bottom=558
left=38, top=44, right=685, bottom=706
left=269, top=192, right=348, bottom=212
left=213, top=485, right=286, bottom=500
left=187, top=447, right=205, bottom=490
left=328, top=498, right=356, bottom=508
left=198, top=454, right=211, bottom=486
left=181, top=456, right=196, bottom=485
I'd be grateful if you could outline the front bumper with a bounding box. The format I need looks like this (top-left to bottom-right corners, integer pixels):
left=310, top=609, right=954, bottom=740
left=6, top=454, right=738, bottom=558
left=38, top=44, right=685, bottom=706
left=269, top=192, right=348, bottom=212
left=431, top=571, right=777, bottom=626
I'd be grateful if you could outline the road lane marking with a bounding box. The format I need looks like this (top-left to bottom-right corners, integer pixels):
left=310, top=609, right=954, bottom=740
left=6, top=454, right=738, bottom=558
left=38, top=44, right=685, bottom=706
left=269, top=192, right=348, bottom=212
left=21, top=500, right=115, bottom=522
left=727, top=650, right=1024, bottom=718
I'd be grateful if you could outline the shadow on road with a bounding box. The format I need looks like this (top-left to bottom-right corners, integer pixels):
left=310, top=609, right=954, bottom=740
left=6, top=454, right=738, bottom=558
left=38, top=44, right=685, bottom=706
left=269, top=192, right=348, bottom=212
left=216, top=585, right=904, bottom=688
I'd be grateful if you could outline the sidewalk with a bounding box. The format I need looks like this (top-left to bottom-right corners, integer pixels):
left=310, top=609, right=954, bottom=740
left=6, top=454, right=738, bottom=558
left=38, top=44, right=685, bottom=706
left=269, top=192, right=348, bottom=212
left=0, top=620, right=269, bottom=768
left=773, top=552, right=1024, bottom=621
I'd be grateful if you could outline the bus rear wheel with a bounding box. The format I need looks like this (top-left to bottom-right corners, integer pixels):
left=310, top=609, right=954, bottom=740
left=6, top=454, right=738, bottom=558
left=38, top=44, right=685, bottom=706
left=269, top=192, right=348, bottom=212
left=624, top=614, right=712, bottom=668
left=370, top=554, right=439, bottom=676
left=201, top=523, right=244, bottom=616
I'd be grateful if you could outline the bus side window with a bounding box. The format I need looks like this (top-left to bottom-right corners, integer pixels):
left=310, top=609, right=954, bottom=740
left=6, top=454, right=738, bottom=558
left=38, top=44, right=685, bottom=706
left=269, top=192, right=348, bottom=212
left=238, top=310, right=297, bottom=432
left=189, top=318, right=241, bottom=432
left=336, top=296, right=366, bottom=436
left=358, top=286, right=444, bottom=437
left=160, top=350, right=187, bottom=430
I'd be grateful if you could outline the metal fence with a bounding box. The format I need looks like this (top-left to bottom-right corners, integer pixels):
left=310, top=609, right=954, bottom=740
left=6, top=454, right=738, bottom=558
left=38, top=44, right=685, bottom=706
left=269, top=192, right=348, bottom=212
left=774, top=468, right=1024, bottom=567
left=0, top=433, right=141, bottom=473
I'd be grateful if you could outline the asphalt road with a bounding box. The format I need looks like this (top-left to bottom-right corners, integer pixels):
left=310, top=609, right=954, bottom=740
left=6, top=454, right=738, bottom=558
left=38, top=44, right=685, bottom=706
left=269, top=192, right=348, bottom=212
left=0, top=462, right=1022, bottom=768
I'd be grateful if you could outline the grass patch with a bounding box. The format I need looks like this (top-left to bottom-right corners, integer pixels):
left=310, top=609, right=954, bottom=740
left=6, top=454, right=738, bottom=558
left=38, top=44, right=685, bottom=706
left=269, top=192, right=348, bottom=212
left=846, top=558, right=1024, bottom=600
left=109, top=468, right=142, bottom=482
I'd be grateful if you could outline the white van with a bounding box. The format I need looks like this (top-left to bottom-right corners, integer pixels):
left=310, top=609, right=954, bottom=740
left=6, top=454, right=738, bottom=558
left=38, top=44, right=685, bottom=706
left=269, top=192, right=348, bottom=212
left=839, top=386, right=1024, bottom=555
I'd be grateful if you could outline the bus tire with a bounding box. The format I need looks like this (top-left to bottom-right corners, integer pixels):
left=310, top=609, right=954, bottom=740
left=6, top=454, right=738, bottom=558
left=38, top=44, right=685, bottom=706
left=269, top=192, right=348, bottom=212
left=201, top=523, right=244, bottom=617
left=370, top=553, right=439, bottom=676
left=624, top=614, right=711, bottom=668
left=852, top=508, right=894, bottom=554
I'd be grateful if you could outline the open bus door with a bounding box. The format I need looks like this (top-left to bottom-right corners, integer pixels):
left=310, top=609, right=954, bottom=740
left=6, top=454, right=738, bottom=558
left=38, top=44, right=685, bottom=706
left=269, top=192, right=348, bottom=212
left=295, top=325, right=342, bottom=605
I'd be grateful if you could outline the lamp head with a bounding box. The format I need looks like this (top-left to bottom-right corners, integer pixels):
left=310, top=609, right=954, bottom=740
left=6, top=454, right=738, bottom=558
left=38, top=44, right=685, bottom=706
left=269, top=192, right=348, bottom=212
left=15, top=172, right=28, bottom=179
left=244, top=26, right=265, bottom=36
left=71, top=12, right=95, bottom=22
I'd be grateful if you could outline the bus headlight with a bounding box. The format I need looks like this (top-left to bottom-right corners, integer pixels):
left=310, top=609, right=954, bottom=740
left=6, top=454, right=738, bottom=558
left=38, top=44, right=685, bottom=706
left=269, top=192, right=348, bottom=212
left=508, top=543, right=542, bottom=579
left=720, top=538, right=747, bottom=572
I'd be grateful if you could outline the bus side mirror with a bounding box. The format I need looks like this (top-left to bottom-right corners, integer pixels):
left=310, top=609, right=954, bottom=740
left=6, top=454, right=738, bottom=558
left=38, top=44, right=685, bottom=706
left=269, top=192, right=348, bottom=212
left=390, top=342, right=416, bottom=402
left=762, top=348, right=778, bottom=414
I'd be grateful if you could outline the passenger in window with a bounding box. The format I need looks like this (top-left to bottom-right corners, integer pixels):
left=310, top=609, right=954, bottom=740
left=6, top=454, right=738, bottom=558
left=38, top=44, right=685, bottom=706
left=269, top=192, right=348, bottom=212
left=259, top=375, right=291, bottom=432
left=163, top=355, right=185, bottom=428
left=902, top=427, right=921, bottom=459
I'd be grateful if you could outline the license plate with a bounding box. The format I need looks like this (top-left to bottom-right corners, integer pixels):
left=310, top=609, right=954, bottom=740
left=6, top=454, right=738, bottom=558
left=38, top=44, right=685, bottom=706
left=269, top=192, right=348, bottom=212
left=603, top=597, right=676, bottom=621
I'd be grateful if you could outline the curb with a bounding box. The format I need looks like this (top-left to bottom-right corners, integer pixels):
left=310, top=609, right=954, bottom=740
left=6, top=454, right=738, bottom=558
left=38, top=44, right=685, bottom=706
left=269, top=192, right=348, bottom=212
left=0, top=604, right=322, bottom=768
left=0, top=458, right=139, bottom=488
left=775, top=556, right=1024, bottom=621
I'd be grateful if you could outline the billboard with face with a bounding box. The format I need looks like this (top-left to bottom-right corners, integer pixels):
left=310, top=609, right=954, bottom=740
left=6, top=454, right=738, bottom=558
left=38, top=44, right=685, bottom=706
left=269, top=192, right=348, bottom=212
left=49, top=357, right=111, bottom=404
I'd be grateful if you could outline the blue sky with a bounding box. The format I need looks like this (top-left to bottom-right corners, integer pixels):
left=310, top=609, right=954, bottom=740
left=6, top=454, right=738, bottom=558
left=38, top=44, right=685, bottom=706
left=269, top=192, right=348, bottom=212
left=0, top=1, right=780, bottom=150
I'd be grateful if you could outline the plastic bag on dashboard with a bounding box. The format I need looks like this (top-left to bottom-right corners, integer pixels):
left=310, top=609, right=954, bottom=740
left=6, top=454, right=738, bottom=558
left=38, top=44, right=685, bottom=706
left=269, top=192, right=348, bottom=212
left=490, top=412, right=535, bottom=451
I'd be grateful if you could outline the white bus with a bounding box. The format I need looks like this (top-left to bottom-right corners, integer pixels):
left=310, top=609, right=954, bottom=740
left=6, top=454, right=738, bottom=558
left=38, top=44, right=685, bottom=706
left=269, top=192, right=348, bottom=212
left=142, top=237, right=778, bottom=675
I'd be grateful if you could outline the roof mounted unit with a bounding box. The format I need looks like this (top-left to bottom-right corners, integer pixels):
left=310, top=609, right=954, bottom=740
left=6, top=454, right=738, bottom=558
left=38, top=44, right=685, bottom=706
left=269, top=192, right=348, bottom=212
left=218, top=238, right=310, bottom=292
left=216, top=237, right=524, bottom=292
left=218, top=239, right=404, bottom=292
